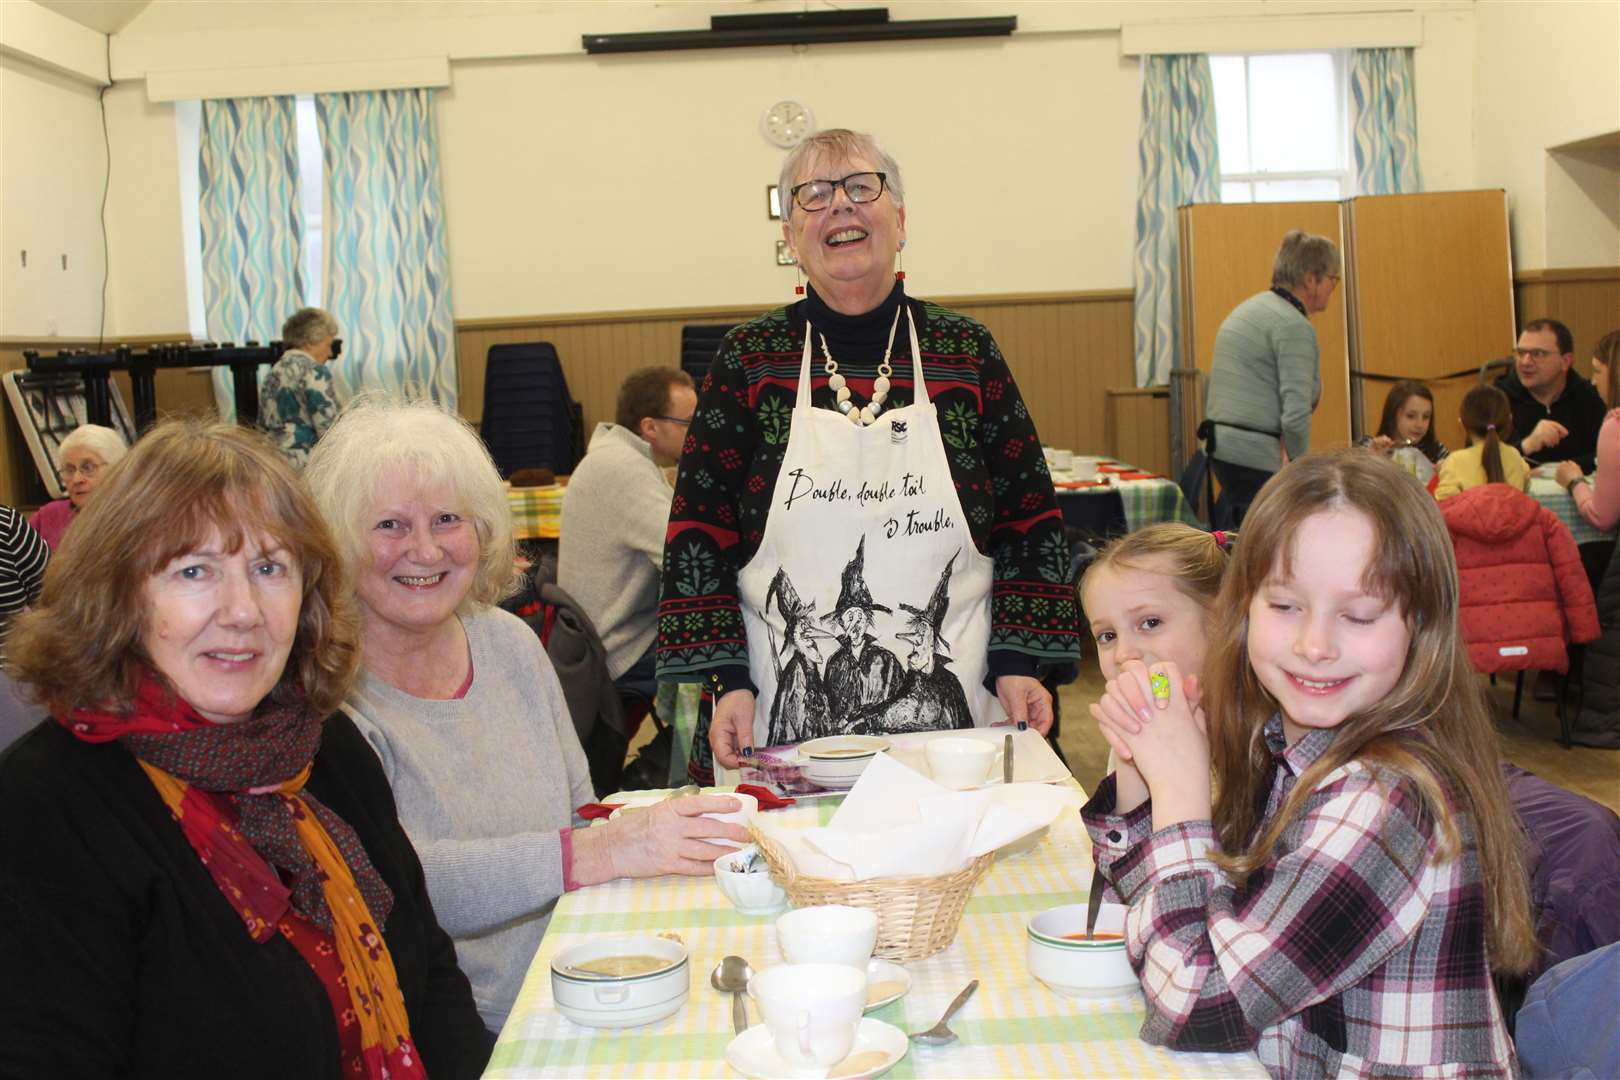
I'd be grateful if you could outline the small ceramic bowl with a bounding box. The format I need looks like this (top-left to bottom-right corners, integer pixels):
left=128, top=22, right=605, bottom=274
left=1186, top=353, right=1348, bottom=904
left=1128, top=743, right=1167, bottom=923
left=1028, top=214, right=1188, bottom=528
left=713, top=844, right=787, bottom=915
left=550, top=934, right=689, bottom=1028
left=1026, top=902, right=1137, bottom=999
left=798, top=735, right=890, bottom=789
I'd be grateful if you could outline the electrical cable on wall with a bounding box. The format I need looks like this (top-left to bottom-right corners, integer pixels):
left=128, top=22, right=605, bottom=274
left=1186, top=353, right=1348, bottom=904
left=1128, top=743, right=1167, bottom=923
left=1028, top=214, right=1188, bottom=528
left=96, top=32, right=111, bottom=349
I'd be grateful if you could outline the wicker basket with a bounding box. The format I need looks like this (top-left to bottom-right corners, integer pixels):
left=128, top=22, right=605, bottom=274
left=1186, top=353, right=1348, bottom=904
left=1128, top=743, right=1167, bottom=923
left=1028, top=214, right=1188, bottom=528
left=749, top=824, right=994, bottom=961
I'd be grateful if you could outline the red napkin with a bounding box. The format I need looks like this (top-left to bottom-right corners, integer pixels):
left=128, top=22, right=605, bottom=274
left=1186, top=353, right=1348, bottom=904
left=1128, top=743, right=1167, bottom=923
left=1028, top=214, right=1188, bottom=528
left=1055, top=479, right=1108, bottom=489
left=1116, top=471, right=1163, bottom=481
left=736, top=783, right=796, bottom=810
left=1097, top=464, right=1128, bottom=473
left=576, top=802, right=623, bottom=820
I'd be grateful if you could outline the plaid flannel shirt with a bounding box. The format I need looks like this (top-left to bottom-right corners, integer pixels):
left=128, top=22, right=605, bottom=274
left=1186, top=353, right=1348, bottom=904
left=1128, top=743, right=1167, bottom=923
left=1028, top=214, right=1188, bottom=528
left=1081, top=719, right=1515, bottom=1079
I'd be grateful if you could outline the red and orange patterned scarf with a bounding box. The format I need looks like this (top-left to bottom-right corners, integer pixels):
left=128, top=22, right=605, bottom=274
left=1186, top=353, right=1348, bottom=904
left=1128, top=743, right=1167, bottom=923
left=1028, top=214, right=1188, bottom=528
left=62, top=676, right=426, bottom=1080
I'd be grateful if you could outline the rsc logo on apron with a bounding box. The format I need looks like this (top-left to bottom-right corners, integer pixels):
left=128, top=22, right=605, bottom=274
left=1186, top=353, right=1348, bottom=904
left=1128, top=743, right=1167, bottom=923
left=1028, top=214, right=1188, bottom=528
left=737, top=308, right=996, bottom=749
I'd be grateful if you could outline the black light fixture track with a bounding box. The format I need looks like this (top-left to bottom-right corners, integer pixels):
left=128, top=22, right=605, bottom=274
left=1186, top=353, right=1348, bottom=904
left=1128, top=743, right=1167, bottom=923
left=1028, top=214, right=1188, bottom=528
left=583, top=7, right=1016, bottom=55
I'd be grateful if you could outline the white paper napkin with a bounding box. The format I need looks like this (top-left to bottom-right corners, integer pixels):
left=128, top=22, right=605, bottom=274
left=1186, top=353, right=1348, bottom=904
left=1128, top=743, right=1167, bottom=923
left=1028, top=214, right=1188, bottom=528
left=757, top=753, right=1079, bottom=881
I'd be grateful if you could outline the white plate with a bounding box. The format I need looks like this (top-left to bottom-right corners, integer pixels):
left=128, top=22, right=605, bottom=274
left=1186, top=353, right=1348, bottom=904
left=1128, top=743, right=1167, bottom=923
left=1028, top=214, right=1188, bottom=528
left=799, top=735, right=891, bottom=760
left=863, top=959, right=911, bottom=1011
left=726, top=1017, right=907, bottom=1080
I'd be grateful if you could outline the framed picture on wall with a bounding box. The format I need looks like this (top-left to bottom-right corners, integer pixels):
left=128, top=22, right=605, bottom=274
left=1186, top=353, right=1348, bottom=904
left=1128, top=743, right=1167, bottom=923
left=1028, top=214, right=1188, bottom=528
left=2, top=371, right=137, bottom=501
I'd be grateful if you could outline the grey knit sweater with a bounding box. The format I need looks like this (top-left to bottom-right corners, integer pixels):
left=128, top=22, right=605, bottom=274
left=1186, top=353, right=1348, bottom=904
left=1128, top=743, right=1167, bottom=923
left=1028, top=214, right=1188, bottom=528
left=344, top=606, right=595, bottom=1034
left=558, top=423, right=673, bottom=678
left=1204, top=290, right=1322, bottom=473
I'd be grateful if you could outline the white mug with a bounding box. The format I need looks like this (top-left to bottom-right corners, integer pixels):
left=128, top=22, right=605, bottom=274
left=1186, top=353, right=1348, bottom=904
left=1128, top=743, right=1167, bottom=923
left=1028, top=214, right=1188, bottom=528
left=749, top=963, right=867, bottom=1070
left=776, top=905, right=877, bottom=968
left=1070, top=457, right=1099, bottom=481
left=925, top=737, right=1001, bottom=790
left=702, top=791, right=757, bottom=848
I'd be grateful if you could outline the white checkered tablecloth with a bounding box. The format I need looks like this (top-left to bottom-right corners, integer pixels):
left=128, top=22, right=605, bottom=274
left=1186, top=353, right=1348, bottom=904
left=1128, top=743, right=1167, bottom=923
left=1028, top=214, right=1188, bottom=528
left=486, top=791, right=1266, bottom=1079
left=1528, top=476, right=1617, bottom=547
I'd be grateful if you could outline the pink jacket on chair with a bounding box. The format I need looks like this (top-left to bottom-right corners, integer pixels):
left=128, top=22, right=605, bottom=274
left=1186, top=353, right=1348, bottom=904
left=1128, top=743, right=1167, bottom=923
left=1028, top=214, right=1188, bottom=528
left=1440, top=483, right=1600, bottom=674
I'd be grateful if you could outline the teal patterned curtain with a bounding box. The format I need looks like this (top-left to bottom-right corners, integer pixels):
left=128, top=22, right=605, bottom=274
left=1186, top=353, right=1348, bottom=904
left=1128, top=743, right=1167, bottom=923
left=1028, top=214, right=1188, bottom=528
left=199, top=96, right=306, bottom=419
left=1350, top=48, right=1423, bottom=195
left=316, top=89, right=457, bottom=406
left=1133, top=55, right=1221, bottom=388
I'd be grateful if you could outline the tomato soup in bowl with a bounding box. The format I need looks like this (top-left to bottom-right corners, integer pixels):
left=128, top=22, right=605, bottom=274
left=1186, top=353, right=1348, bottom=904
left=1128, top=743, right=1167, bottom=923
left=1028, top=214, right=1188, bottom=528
left=1026, top=903, right=1137, bottom=999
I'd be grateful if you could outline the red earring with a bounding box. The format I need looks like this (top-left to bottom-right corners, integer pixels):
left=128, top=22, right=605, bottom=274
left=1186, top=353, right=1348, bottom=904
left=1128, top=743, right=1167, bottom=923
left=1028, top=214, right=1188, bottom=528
left=794, top=265, right=805, bottom=296
left=895, top=243, right=905, bottom=282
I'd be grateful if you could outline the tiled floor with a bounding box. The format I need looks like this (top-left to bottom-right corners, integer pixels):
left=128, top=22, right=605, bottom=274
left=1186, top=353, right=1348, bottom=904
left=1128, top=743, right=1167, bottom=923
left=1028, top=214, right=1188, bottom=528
left=1055, top=658, right=1620, bottom=814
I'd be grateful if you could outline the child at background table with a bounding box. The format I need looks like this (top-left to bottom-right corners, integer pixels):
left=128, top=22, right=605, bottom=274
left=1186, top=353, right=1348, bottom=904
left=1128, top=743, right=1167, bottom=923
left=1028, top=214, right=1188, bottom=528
left=1435, top=383, right=1530, bottom=499
left=1082, top=449, right=1534, bottom=1078
left=1364, top=379, right=1449, bottom=464
left=1079, top=523, right=1233, bottom=816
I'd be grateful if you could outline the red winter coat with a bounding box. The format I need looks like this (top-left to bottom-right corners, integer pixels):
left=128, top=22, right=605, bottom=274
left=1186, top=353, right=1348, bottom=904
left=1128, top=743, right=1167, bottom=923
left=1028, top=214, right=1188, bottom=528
left=1440, top=484, right=1600, bottom=674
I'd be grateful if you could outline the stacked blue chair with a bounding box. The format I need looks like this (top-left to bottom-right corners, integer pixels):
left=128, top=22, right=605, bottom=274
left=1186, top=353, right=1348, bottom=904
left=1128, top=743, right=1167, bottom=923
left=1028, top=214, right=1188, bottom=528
left=480, top=342, right=581, bottom=478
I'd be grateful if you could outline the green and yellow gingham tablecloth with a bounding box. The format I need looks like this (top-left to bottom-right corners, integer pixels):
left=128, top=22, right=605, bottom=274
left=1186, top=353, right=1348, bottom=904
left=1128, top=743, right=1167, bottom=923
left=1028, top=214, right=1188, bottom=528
left=487, top=791, right=1266, bottom=1079
left=1052, top=458, right=1202, bottom=534
left=508, top=484, right=564, bottom=541
left=1528, top=476, right=1617, bottom=547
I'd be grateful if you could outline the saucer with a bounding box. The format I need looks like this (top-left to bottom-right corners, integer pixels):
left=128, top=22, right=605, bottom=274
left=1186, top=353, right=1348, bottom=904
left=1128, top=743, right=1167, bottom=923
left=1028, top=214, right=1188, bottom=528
left=863, top=958, right=911, bottom=1011
left=726, top=1017, right=907, bottom=1080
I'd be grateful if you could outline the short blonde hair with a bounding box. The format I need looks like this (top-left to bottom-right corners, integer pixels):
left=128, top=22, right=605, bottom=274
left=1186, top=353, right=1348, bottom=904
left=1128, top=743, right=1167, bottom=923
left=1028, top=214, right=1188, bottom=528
left=59, top=423, right=128, bottom=469
left=8, top=421, right=360, bottom=717
left=304, top=397, right=514, bottom=613
left=1079, top=522, right=1230, bottom=615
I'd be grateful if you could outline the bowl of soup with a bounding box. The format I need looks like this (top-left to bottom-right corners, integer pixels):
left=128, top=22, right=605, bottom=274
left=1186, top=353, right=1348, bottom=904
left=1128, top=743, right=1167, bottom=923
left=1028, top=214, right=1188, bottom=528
left=550, top=934, right=689, bottom=1028
left=1026, top=902, right=1137, bottom=999
left=798, top=735, right=890, bottom=789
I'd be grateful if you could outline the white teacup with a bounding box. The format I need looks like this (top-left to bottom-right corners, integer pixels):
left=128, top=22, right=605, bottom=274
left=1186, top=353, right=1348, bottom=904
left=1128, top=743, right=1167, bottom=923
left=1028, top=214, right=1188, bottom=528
left=776, top=905, right=877, bottom=968
left=925, top=737, right=1001, bottom=790
left=749, top=963, right=867, bottom=1070
left=1070, top=457, right=1099, bottom=481
left=1050, top=448, right=1074, bottom=472
left=702, top=791, right=757, bottom=848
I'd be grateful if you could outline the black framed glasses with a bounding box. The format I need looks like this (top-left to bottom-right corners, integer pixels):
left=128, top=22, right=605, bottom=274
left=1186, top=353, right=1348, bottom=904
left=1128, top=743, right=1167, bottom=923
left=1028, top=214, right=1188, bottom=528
left=789, top=172, right=888, bottom=213
left=656, top=415, right=693, bottom=426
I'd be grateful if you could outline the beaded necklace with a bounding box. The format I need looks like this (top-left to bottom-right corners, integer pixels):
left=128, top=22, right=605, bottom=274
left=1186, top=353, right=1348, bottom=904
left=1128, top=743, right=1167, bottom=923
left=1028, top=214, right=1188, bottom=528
left=815, top=304, right=903, bottom=427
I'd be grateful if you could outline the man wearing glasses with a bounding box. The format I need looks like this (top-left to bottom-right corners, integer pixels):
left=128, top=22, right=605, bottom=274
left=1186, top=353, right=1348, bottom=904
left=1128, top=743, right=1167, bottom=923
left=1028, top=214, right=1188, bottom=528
left=560, top=366, right=697, bottom=701
left=1496, top=319, right=1605, bottom=473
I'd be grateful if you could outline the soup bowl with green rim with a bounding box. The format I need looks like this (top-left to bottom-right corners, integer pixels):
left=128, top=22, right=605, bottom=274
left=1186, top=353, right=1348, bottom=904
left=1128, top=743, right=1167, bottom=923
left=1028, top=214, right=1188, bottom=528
left=550, top=933, right=689, bottom=1027
left=1026, top=902, right=1138, bottom=999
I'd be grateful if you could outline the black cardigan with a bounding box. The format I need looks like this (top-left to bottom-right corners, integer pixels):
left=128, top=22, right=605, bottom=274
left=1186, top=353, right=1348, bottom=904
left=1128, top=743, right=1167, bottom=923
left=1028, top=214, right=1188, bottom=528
left=0, top=714, right=493, bottom=1080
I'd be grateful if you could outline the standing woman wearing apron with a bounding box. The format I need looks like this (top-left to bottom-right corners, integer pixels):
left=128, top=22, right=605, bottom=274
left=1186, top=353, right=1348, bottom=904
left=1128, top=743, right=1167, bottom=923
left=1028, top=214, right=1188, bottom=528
left=657, top=129, right=1081, bottom=771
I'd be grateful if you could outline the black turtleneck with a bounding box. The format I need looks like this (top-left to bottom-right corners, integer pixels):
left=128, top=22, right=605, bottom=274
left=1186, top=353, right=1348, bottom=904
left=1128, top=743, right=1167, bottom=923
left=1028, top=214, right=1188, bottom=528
left=657, top=285, right=1082, bottom=728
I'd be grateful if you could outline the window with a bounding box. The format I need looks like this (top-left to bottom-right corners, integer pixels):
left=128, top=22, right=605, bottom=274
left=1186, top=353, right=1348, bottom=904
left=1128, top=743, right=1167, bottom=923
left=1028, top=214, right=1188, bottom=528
left=1210, top=52, right=1350, bottom=203
left=294, top=97, right=323, bottom=304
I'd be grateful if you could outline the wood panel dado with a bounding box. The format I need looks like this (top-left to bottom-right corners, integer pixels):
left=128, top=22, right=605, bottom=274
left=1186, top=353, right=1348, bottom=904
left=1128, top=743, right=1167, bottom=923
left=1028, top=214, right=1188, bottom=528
left=0, top=335, right=211, bottom=509
left=454, top=290, right=1137, bottom=461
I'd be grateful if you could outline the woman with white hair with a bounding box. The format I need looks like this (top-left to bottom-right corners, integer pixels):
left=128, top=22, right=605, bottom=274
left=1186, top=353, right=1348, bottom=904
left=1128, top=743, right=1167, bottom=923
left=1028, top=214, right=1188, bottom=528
left=304, top=398, right=747, bottom=1035
left=28, top=423, right=128, bottom=550
left=261, top=306, right=341, bottom=468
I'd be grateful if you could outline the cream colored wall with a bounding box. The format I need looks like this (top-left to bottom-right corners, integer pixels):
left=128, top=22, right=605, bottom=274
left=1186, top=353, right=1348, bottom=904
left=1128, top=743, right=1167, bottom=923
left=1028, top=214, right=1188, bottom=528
left=1472, top=0, right=1620, bottom=271
left=0, top=54, right=110, bottom=337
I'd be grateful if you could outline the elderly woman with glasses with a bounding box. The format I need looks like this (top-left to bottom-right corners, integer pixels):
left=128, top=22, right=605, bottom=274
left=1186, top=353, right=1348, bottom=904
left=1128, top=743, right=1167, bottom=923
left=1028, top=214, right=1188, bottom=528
left=28, top=423, right=128, bottom=550
left=658, top=128, right=1080, bottom=774
left=260, top=306, right=342, bottom=469
left=0, top=421, right=492, bottom=1078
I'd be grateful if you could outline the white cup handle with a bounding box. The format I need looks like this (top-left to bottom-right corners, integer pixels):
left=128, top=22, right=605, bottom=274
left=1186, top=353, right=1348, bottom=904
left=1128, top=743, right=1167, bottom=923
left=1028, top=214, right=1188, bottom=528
left=797, top=1009, right=813, bottom=1058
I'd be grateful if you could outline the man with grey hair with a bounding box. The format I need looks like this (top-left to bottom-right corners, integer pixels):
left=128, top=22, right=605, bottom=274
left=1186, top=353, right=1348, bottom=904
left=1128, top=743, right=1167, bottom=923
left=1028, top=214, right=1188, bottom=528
left=1203, top=229, right=1340, bottom=528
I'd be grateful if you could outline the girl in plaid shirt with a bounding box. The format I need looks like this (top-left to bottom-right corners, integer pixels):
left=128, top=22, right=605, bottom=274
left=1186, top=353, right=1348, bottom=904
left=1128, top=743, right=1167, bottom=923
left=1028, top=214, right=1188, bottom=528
left=1084, top=450, right=1535, bottom=1078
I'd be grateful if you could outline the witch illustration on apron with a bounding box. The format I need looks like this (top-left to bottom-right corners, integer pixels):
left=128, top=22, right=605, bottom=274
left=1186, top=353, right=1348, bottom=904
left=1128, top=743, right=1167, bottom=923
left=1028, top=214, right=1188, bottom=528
left=736, top=305, right=998, bottom=749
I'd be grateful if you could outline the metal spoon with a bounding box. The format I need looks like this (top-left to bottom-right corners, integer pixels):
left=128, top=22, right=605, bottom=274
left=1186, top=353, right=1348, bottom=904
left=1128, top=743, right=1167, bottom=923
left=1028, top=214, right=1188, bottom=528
left=909, top=979, right=979, bottom=1045
left=709, top=955, right=754, bottom=1034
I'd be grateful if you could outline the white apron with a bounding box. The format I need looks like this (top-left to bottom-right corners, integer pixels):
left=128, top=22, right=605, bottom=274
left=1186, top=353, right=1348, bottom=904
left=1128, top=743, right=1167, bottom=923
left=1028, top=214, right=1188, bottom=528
left=737, top=308, right=998, bottom=748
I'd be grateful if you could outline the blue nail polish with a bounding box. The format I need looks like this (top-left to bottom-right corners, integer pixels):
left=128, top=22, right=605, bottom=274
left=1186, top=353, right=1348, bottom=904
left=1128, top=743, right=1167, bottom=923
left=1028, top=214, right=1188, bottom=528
left=742, top=746, right=753, bottom=757
left=1017, top=721, right=1028, bottom=731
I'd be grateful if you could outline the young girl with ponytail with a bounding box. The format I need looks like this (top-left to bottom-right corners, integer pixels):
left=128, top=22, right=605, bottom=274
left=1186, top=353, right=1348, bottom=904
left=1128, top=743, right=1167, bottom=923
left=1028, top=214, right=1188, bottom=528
left=1435, top=384, right=1530, bottom=498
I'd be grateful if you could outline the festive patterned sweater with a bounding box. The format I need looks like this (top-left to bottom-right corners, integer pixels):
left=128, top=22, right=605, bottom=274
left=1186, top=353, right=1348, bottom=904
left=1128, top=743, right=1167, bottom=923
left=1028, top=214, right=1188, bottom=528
left=656, top=283, right=1081, bottom=697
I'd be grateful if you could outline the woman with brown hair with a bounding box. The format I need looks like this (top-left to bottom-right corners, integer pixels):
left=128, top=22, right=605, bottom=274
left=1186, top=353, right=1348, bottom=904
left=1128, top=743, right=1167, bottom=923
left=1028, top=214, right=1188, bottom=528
left=1434, top=383, right=1529, bottom=498
left=0, top=421, right=492, bottom=1079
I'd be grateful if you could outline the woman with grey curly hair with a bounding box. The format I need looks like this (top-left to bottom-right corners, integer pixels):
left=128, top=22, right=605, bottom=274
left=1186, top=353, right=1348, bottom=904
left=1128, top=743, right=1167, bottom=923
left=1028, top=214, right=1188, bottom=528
left=28, top=422, right=128, bottom=550
left=304, top=397, right=747, bottom=1034
left=1203, top=229, right=1342, bottom=528
left=259, top=306, right=341, bottom=469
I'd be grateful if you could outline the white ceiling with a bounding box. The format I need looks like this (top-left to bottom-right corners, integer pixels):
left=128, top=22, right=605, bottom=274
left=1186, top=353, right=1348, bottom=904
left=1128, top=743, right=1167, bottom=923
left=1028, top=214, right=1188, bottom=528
left=31, top=0, right=152, bottom=35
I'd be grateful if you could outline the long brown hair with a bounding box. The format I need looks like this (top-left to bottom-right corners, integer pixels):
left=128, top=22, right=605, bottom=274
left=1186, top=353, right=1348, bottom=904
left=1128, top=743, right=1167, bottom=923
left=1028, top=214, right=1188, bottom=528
left=1202, top=450, right=1535, bottom=973
left=1594, top=329, right=1620, bottom=405
left=1459, top=384, right=1514, bottom=485
left=1375, top=379, right=1445, bottom=464
left=8, top=421, right=361, bottom=718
